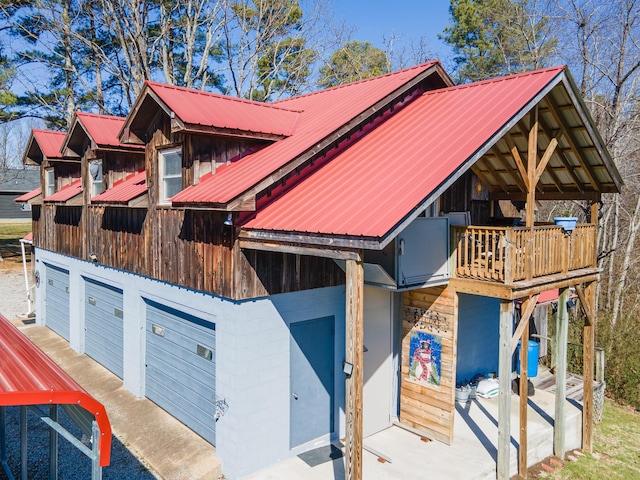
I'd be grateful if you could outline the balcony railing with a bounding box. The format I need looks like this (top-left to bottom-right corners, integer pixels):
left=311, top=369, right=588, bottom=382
left=451, top=224, right=597, bottom=284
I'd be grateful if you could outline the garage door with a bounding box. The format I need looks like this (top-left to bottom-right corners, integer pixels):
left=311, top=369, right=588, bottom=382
left=44, top=263, right=70, bottom=340
left=85, top=278, right=124, bottom=378
left=145, top=300, right=216, bottom=444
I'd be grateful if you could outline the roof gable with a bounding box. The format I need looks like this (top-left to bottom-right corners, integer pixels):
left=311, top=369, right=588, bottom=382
left=23, top=129, right=67, bottom=165
left=170, top=61, right=449, bottom=208
left=62, top=112, right=145, bottom=156
left=121, top=81, right=302, bottom=143
left=241, top=66, right=620, bottom=245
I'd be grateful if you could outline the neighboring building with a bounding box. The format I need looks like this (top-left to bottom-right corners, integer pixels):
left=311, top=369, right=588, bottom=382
left=23, top=62, right=621, bottom=480
left=0, top=168, right=40, bottom=221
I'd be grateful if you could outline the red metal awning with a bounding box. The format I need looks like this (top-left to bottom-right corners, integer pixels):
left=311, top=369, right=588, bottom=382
left=14, top=187, right=41, bottom=203
left=43, top=178, right=82, bottom=203
left=92, top=170, right=147, bottom=204
left=0, top=314, right=111, bottom=466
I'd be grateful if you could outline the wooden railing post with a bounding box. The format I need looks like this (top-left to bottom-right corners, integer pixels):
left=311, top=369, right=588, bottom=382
left=504, top=229, right=513, bottom=284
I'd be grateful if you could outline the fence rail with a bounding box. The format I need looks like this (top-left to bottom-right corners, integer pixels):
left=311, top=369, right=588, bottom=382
left=452, top=224, right=597, bottom=284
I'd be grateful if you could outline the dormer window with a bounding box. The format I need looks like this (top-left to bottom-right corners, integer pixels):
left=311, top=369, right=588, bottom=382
left=159, top=147, right=182, bottom=204
left=45, top=168, right=55, bottom=196
left=89, top=160, right=104, bottom=197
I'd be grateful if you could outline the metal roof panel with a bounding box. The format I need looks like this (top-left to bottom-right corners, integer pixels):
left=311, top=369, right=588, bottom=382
left=0, top=314, right=111, bottom=466
left=76, top=112, right=145, bottom=150
left=43, top=178, right=82, bottom=202
left=171, top=62, right=441, bottom=205
left=243, top=67, right=566, bottom=238
left=92, top=170, right=147, bottom=203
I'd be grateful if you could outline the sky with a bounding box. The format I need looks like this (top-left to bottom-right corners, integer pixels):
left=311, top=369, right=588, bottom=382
left=332, top=1, right=454, bottom=65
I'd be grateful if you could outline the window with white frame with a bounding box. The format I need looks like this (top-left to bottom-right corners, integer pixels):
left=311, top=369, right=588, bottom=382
left=159, top=147, right=182, bottom=204
left=45, top=169, right=55, bottom=197
left=89, top=160, right=104, bottom=197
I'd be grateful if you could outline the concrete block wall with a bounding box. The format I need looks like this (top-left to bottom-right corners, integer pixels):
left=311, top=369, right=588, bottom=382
left=33, top=247, right=347, bottom=480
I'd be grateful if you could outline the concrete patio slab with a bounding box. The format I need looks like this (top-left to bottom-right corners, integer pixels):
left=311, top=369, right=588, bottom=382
left=243, top=390, right=581, bottom=480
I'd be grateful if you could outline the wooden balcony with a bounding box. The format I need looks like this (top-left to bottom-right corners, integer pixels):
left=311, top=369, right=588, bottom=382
left=451, top=224, right=598, bottom=295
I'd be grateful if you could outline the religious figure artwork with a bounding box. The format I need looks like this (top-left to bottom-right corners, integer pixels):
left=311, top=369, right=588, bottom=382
left=408, top=330, right=442, bottom=387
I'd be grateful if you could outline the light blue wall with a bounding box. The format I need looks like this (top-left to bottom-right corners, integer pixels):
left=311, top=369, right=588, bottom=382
left=456, top=293, right=500, bottom=384
left=33, top=248, right=346, bottom=480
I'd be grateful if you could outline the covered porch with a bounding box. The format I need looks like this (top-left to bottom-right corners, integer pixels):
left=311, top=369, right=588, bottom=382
left=243, top=389, right=581, bottom=480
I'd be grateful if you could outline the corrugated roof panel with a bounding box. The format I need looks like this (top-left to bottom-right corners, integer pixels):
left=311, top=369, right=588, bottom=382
left=92, top=170, right=146, bottom=203
left=43, top=178, right=82, bottom=202
left=171, top=62, right=440, bottom=204
left=76, top=112, right=145, bottom=150
left=147, top=82, right=301, bottom=137
left=15, top=187, right=41, bottom=202
left=0, top=314, right=111, bottom=466
left=32, top=130, right=66, bottom=159
left=243, top=67, right=565, bottom=238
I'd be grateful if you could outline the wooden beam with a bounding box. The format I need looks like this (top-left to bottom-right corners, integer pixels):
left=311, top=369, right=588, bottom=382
left=526, top=106, right=538, bottom=229
left=238, top=238, right=362, bottom=261
left=537, top=120, right=583, bottom=193
left=498, top=299, right=513, bottom=480
left=582, top=281, right=596, bottom=452
left=519, top=297, right=532, bottom=479
left=554, top=287, right=569, bottom=459
left=490, top=191, right=602, bottom=201
left=511, top=294, right=540, bottom=355
left=493, top=145, right=528, bottom=193
left=575, top=285, right=594, bottom=327
left=534, top=138, right=558, bottom=183
left=511, top=145, right=531, bottom=192
left=345, top=256, right=364, bottom=480
left=545, top=94, right=602, bottom=192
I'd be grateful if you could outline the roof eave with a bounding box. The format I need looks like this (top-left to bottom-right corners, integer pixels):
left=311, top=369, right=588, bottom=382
left=171, top=118, right=287, bottom=142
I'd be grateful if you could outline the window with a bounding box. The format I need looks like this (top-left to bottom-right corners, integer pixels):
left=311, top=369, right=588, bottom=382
left=159, top=148, right=182, bottom=204
left=45, top=169, right=55, bottom=197
left=89, top=160, right=104, bottom=197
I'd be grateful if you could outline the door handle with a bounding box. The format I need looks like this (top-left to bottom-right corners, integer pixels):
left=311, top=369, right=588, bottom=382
left=292, top=393, right=298, bottom=400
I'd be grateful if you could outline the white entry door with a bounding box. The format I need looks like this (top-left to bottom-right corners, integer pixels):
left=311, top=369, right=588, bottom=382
left=363, top=287, right=393, bottom=437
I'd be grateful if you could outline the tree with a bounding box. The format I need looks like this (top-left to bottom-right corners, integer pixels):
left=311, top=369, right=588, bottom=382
left=223, top=0, right=325, bottom=101
left=318, top=40, right=388, bottom=88
left=440, top=0, right=557, bottom=82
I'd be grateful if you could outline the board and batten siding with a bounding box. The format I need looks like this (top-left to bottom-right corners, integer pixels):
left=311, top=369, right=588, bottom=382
left=400, top=286, right=458, bottom=444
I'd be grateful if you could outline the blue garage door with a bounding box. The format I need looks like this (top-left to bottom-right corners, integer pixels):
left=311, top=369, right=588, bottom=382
left=44, top=263, right=70, bottom=340
left=145, top=300, right=216, bottom=445
left=84, top=278, right=124, bottom=378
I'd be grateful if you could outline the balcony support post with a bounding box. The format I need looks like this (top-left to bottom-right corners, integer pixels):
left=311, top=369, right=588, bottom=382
left=554, top=287, right=569, bottom=459
left=497, top=298, right=513, bottom=480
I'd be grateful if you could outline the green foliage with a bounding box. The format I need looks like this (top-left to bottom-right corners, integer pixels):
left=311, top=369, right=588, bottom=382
left=597, top=311, right=640, bottom=411
left=318, top=40, right=389, bottom=88
left=440, top=0, right=557, bottom=82
left=546, top=400, right=640, bottom=479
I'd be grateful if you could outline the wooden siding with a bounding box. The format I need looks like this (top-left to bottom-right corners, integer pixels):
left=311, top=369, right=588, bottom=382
left=35, top=205, right=83, bottom=257
left=439, top=170, right=492, bottom=225
left=400, top=286, right=458, bottom=444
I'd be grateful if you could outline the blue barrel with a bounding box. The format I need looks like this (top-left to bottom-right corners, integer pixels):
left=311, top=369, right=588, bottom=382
left=516, top=340, right=539, bottom=378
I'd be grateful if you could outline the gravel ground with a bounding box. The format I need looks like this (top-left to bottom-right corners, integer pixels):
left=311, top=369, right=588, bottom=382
left=0, top=265, right=159, bottom=480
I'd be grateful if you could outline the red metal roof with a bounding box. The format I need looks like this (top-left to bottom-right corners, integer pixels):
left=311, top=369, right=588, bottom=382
left=242, top=67, right=565, bottom=238
left=76, top=112, right=145, bottom=150
left=170, top=62, right=441, bottom=205
left=32, top=130, right=67, bottom=159
left=146, top=81, right=301, bottom=137
left=22, top=232, right=33, bottom=242
left=43, top=178, right=82, bottom=203
left=0, top=314, right=111, bottom=466
left=92, top=170, right=146, bottom=203
left=15, top=187, right=41, bottom=202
